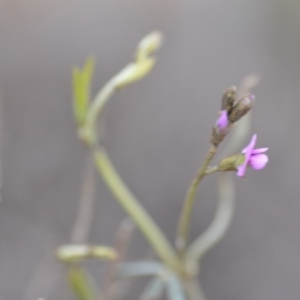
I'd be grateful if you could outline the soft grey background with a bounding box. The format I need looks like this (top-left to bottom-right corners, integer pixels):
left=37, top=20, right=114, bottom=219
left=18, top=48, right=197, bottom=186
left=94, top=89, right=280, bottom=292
left=0, top=0, right=300, bottom=299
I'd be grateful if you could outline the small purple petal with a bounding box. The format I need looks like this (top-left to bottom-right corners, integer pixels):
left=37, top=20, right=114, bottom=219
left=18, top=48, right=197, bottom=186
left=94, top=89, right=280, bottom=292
left=216, top=110, right=228, bottom=130
left=249, top=154, right=269, bottom=170
left=238, top=134, right=257, bottom=177
left=241, top=134, right=257, bottom=154
left=252, top=148, right=268, bottom=154
left=237, top=162, right=247, bottom=177
left=237, top=134, right=269, bottom=177
left=247, top=94, right=255, bottom=103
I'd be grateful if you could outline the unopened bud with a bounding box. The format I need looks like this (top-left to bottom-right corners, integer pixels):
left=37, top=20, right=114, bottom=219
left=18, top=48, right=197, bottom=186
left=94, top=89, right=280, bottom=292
left=217, top=154, right=245, bottom=172
left=211, top=110, right=229, bottom=146
left=221, top=86, right=236, bottom=113
left=136, top=31, right=163, bottom=61
left=229, top=94, right=255, bottom=123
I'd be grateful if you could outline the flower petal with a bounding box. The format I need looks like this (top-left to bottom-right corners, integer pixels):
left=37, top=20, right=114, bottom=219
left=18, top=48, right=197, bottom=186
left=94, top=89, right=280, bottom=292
left=238, top=134, right=257, bottom=177
left=237, top=162, right=247, bottom=177
left=241, top=134, right=257, bottom=154
left=249, top=154, right=269, bottom=170
left=216, top=110, right=228, bottom=130
left=252, top=148, right=268, bottom=154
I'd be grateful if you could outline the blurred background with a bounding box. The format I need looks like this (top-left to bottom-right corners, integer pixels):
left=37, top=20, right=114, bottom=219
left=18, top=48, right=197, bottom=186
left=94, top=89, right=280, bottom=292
left=0, top=0, right=300, bottom=299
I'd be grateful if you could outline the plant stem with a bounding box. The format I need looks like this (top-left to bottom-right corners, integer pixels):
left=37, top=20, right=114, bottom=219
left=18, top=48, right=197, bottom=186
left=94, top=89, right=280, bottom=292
left=186, top=173, right=235, bottom=264
left=82, top=41, right=184, bottom=273
left=185, top=278, right=207, bottom=300
left=176, top=146, right=217, bottom=253
left=93, top=147, right=183, bottom=274
left=204, top=165, right=218, bottom=175
left=67, top=264, right=101, bottom=300
left=84, top=81, right=116, bottom=145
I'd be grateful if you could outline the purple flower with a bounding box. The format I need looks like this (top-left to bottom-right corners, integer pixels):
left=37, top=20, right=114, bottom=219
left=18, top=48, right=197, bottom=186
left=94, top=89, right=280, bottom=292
left=216, top=110, right=228, bottom=131
left=237, top=134, right=269, bottom=177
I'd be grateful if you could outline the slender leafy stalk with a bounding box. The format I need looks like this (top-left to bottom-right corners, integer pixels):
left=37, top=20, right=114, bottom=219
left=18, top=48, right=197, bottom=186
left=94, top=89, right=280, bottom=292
left=76, top=33, right=183, bottom=274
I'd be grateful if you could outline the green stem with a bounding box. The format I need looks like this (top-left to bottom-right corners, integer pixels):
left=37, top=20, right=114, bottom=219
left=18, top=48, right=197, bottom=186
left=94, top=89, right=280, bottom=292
left=84, top=81, right=116, bottom=145
left=186, top=173, right=235, bottom=264
left=68, top=264, right=101, bottom=300
left=204, top=165, right=218, bottom=175
left=94, top=147, right=183, bottom=274
left=176, top=146, right=217, bottom=253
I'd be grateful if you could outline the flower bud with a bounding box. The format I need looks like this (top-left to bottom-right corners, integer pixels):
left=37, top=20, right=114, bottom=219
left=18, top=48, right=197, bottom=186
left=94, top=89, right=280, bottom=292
left=217, top=154, right=245, bottom=172
left=216, top=110, right=228, bottom=131
left=211, top=110, right=229, bottom=146
left=229, top=94, right=255, bottom=123
left=221, top=86, right=236, bottom=113
left=136, top=31, right=163, bottom=61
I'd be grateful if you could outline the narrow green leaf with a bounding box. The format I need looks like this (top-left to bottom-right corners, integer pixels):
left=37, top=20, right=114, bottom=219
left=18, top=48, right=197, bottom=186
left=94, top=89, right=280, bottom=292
left=117, top=262, right=164, bottom=278
left=72, top=57, right=95, bottom=126
left=83, top=57, right=95, bottom=86
left=140, top=277, right=165, bottom=300
left=73, top=67, right=84, bottom=125
left=166, top=275, right=186, bottom=300
left=57, top=244, right=117, bottom=262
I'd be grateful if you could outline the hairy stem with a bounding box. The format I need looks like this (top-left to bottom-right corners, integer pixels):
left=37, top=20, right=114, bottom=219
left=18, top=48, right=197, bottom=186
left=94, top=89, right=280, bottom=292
left=176, top=146, right=217, bottom=253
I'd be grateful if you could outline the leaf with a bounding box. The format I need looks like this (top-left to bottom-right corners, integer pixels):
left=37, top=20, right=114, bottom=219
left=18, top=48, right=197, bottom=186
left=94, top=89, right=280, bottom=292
left=117, top=261, right=164, bottom=278
left=166, top=275, right=186, bottom=300
left=56, top=244, right=117, bottom=262
left=73, top=57, right=95, bottom=126
left=140, top=276, right=165, bottom=300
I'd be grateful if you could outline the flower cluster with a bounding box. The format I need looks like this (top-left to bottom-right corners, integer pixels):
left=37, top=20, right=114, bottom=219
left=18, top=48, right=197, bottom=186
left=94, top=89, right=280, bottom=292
left=211, top=86, right=255, bottom=147
left=211, top=86, right=268, bottom=177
